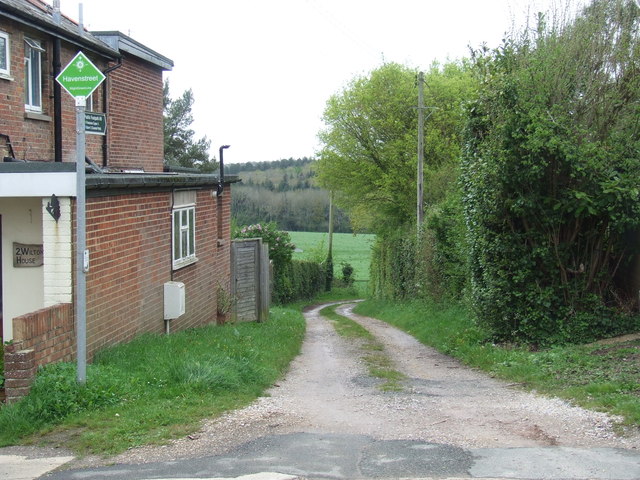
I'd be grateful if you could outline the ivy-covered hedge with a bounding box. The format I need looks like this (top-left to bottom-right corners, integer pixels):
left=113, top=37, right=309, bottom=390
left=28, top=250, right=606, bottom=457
left=370, top=200, right=468, bottom=302
left=461, top=0, right=640, bottom=345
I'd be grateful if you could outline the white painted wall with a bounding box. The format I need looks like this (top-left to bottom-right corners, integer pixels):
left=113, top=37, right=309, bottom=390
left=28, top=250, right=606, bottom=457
left=42, top=197, right=73, bottom=306
left=1, top=197, right=45, bottom=340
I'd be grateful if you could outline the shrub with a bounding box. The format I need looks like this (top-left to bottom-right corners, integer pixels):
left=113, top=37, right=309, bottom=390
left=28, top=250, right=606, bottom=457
left=462, top=0, right=640, bottom=345
left=340, top=262, right=354, bottom=286
left=233, top=222, right=295, bottom=304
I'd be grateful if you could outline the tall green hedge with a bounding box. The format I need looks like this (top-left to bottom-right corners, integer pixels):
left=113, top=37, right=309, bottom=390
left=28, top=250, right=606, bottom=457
left=276, top=260, right=326, bottom=304
left=462, top=0, right=640, bottom=345
left=370, top=199, right=468, bottom=302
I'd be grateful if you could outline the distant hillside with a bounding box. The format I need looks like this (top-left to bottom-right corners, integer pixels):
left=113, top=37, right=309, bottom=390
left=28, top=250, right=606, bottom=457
left=229, top=158, right=352, bottom=233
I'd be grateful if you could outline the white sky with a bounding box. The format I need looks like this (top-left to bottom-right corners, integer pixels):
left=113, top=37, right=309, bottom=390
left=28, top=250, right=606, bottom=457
left=70, top=0, right=567, bottom=163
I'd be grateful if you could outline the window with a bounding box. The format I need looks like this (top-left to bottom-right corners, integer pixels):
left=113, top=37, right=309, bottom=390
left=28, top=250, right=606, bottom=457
left=172, top=206, right=196, bottom=268
left=172, top=191, right=197, bottom=269
left=0, top=31, right=10, bottom=77
left=24, top=37, right=44, bottom=112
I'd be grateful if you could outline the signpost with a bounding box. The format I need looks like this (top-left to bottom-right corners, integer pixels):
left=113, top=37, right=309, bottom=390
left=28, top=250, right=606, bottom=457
left=85, top=113, right=106, bottom=135
left=55, top=52, right=105, bottom=384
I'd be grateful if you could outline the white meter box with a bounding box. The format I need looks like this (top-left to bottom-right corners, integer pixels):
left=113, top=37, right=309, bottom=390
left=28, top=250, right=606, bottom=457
left=164, top=281, right=185, bottom=320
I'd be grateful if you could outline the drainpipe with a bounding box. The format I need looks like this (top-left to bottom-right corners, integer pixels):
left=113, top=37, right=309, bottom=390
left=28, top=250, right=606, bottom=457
left=52, top=0, right=62, bottom=162
left=217, top=145, right=230, bottom=196
left=101, top=59, right=122, bottom=167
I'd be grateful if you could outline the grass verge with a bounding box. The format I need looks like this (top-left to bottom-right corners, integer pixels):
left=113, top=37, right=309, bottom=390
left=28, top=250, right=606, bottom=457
left=320, top=304, right=405, bottom=392
left=355, top=299, right=640, bottom=428
left=0, top=305, right=305, bottom=455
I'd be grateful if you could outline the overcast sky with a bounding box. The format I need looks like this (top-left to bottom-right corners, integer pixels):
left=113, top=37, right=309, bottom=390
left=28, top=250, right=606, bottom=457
left=72, top=0, right=570, bottom=164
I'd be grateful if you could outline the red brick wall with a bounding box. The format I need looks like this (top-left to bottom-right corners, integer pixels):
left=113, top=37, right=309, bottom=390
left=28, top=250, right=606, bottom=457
left=3, top=346, right=36, bottom=403
left=84, top=187, right=230, bottom=358
left=3, top=303, right=74, bottom=402
left=10, top=303, right=75, bottom=364
left=85, top=192, right=169, bottom=356
left=0, top=18, right=105, bottom=162
left=105, top=55, right=164, bottom=172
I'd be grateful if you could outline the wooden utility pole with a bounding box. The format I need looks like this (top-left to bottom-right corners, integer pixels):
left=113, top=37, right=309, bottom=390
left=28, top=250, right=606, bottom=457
left=328, top=190, right=334, bottom=254
left=326, top=190, right=335, bottom=291
left=417, top=71, right=425, bottom=229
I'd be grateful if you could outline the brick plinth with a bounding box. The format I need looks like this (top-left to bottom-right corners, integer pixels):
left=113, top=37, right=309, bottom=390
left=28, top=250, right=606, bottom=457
left=3, top=345, right=36, bottom=404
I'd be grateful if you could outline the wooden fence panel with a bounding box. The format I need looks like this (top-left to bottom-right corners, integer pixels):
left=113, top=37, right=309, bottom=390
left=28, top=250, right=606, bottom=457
left=231, top=239, right=270, bottom=322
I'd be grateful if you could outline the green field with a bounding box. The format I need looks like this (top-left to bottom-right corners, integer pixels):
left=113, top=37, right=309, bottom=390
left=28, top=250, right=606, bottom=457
left=288, top=231, right=375, bottom=283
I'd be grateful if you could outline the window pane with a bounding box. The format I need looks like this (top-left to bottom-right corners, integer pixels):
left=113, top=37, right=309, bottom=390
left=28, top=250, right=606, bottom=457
left=188, top=209, right=195, bottom=256
left=173, top=211, right=180, bottom=261
left=181, top=229, right=188, bottom=258
left=0, top=36, right=6, bottom=71
left=30, top=47, right=40, bottom=107
left=24, top=57, right=29, bottom=104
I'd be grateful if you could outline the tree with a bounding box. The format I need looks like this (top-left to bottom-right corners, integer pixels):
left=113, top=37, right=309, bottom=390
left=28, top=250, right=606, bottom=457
left=317, top=63, right=418, bottom=232
left=316, top=61, right=474, bottom=234
left=462, top=0, right=640, bottom=344
left=163, top=80, right=217, bottom=172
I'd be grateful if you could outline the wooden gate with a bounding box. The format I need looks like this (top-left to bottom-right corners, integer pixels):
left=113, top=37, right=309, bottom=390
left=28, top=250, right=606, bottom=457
left=231, top=238, right=270, bottom=322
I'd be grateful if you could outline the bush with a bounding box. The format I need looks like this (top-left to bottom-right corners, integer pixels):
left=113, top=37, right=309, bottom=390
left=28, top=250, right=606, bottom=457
left=462, top=0, right=640, bottom=345
left=370, top=203, right=468, bottom=302
left=340, top=262, right=354, bottom=286
left=278, top=260, right=326, bottom=303
left=294, top=260, right=326, bottom=300
left=233, top=222, right=295, bottom=304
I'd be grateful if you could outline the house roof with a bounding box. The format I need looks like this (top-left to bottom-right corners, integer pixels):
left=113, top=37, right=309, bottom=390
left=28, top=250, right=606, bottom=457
left=92, top=31, right=173, bottom=71
left=0, top=0, right=119, bottom=59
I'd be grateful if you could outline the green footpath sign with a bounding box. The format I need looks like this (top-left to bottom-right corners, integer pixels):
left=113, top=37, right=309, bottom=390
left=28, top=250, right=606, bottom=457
left=85, top=112, right=106, bottom=135
left=56, top=52, right=105, bottom=100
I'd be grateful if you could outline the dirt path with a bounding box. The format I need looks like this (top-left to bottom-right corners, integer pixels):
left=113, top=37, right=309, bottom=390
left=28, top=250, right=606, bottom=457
left=72, top=301, right=639, bottom=469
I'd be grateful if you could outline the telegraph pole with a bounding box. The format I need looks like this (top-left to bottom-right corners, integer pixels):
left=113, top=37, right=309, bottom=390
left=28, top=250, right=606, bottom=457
left=417, top=71, right=425, bottom=229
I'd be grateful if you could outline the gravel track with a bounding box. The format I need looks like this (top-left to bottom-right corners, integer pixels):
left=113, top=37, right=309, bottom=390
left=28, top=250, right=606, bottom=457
left=69, top=301, right=639, bottom=469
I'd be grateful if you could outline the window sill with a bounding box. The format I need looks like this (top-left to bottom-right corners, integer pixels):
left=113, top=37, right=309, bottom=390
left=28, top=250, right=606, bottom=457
left=0, top=73, right=14, bottom=81
left=25, top=111, right=52, bottom=122
left=172, top=256, right=198, bottom=271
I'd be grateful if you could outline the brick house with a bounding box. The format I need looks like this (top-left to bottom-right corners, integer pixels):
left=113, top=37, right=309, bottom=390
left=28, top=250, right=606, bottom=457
left=0, top=0, right=236, bottom=402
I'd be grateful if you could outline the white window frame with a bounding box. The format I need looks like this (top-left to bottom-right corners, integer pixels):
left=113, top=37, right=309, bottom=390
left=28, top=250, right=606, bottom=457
left=0, top=31, right=10, bottom=77
left=172, top=205, right=196, bottom=269
left=24, top=37, right=44, bottom=112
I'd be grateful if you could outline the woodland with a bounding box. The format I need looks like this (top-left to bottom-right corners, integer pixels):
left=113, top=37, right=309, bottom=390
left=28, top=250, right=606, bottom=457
left=229, top=158, right=352, bottom=233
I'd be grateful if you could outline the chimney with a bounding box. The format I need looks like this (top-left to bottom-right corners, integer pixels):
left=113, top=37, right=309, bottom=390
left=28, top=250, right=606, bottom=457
left=52, top=0, right=61, bottom=24
left=78, top=3, right=84, bottom=36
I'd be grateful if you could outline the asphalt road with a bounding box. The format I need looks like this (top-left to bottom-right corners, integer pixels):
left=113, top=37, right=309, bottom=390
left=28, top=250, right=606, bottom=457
left=40, top=433, right=640, bottom=479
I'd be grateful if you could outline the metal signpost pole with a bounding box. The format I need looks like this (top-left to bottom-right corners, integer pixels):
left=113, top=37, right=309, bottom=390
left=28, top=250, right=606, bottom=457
left=76, top=96, right=87, bottom=384
left=56, top=51, right=105, bottom=384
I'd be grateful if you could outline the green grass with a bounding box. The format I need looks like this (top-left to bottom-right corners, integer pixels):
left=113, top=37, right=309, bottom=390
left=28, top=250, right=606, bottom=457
left=320, top=304, right=405, bottom=392
left=0, top=305, right=305, bottom=455
left=355, top=299, right=640, bottom=427
left=289, top=231, right=375, bottom=285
